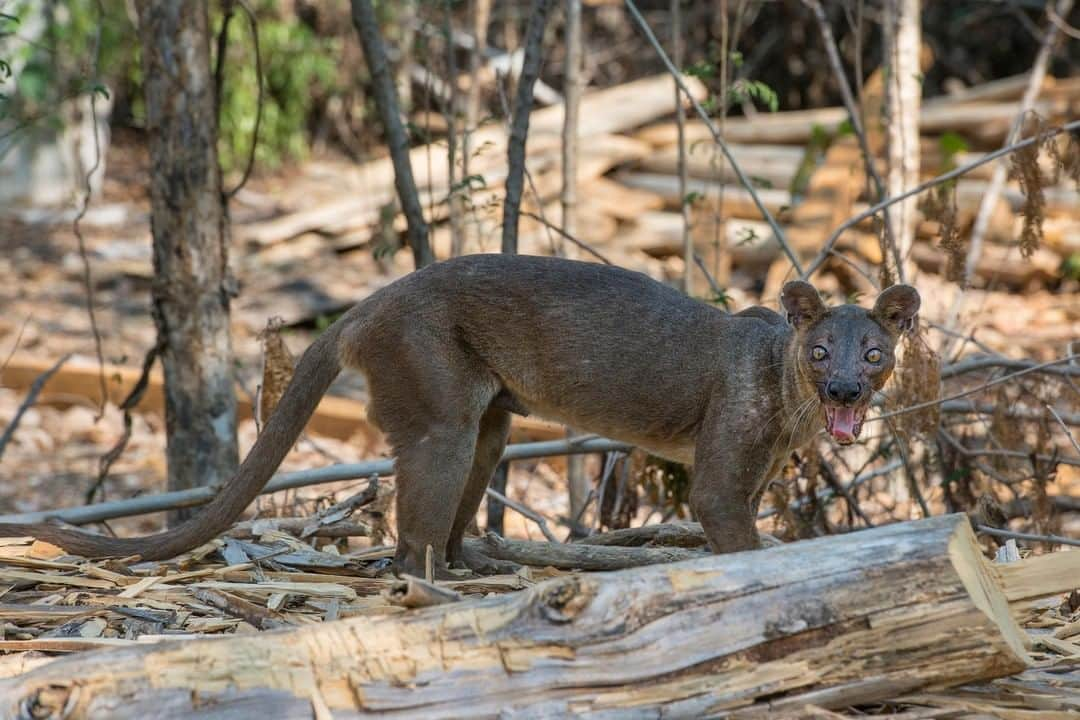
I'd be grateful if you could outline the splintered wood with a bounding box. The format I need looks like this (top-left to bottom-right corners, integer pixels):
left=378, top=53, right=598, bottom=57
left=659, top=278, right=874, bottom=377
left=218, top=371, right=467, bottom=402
left=0, top=514, right=1078, bottom=719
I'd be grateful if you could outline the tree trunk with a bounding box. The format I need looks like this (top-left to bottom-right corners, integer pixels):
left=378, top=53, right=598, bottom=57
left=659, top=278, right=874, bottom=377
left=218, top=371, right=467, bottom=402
left=0, top=514, right=1041, bottom=719
left=882, top=0, right=921, bottom=284
left=137, top=1, right=238, bottom=524
left=561, top=0, right=589, bottom=532
left=500, top=0, right=553, bottom=254
left=351, top=0, right=434, bottom=269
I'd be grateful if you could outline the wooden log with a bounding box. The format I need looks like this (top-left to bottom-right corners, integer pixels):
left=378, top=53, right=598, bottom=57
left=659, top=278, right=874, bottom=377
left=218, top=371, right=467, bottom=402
left=617, top=211, right=782, bottom=273
left=0, top=354, right=563, bottom=444
left=909, top=241, right=1062, bottom=288
left=634, top=98, right=1061, bottom=148
left=465, top=532, right=704, bottom=570
left=615, top=171, right=791, bottom=217
left=638, top=143, right=803, bottom=190
left=0, top=515, right=1037, bottom=718
left=241, top=74, right=704, bottom=246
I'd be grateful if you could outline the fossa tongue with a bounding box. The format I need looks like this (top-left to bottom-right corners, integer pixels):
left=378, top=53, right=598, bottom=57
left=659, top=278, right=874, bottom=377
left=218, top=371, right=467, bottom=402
left=829, top=406, right=858, bottom=442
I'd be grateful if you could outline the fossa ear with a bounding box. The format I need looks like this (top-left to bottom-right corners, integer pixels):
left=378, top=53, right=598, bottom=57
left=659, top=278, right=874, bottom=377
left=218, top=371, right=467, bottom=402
left=872, top=284, right=920, bottom=334
left=780, top=281, right=827, bottom=330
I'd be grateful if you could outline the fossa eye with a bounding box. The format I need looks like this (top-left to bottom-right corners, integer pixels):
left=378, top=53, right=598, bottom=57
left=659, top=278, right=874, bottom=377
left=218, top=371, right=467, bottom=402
left=865, top=348, right=882, bottom=363
left=811, top=345, right=828, bottom=361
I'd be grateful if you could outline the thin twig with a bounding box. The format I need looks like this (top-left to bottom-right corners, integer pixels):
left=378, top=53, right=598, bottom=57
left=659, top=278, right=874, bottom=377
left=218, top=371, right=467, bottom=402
left=0, top=315, right=31, bottom=375
left=87, top=341, right=164, bottom=503
left=1046, top=404, right=1080, bottom=456
left=871, top=353, right=1080, bottom=423
left=224, top=0, right=262, bottom=198
left=484, top=487, right=559, bottom=543
left=519, top=210, right=612, bottom=264
left=623, top=0, right=802, bottom=275
left=692, top=252, right=723, bottom=297
left=976, top=524, right=1080, bottom=549
left=72, top=0, right=108, bottom=420
left=883, top=416, right=930, bottom=518
left=1047, top=2, right=1080, bottom=38
left=941, top=355, right=1080, bottom=380
left=817, top=456, right=874, bottom=527
left=801, top=118, right=1080, bottom=279
left=938, top=427, right=1080, bottom=469
left=0, top=354, right=72, bottom=463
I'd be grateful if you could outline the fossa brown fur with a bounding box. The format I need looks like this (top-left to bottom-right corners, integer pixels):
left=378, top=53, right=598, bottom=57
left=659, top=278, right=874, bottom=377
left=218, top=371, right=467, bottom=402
left=0, top=255, right=919, bottom=576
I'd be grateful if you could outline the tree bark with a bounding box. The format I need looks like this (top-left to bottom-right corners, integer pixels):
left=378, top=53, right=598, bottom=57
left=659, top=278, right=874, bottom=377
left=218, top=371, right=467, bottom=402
left=0, top=515, right=1042, bottom=719
left=500, top=0, right=553, bottom=254
left=882, top=0, right=921, bottom=284
left=137, top=1, right=238, bottom=524
left=351, top=0, right=434, bottom=269
left=561, top=0, right=589, bottom=531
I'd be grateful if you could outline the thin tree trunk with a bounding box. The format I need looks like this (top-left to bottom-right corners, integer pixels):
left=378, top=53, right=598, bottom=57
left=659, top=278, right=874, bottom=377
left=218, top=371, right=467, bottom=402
left=351, top=0, right=434, bottom=269
left=463, top=0, right=493, bottom=182
left=137, top=0, right=237, bottom=524
left=561, top=0, right=588, bottom=531
left=500, top=0, right=553, bottom=254
left=673, top=0, right=691, bottom=296
left=882, top=0, right=921, bottom=284
left=445, top=0, right=466, bottom=257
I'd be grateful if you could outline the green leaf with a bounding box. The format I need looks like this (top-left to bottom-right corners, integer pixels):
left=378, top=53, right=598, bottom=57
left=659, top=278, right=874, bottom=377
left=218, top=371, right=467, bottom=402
left=938, top=131, right=968, bottom=157
left=91, top=82, right=110, bottom=100
left=0, top=58, right=9, bottom=80
left=836, top=119, right=855, bottom=137
left=683, top=60, right=715, bottom=80
left=708, top=288, right=732, bottom=310
left=728, top=50, right=744, bottom=68
left=683, top=190, right=703, bottom=206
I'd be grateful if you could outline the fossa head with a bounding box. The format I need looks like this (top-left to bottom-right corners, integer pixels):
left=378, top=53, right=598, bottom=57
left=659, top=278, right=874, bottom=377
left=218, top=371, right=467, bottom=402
left=781, top=281, right=920, bottom=444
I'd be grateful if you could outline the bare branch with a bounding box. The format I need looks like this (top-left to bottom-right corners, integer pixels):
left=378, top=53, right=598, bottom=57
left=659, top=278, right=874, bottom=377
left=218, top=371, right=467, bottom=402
left=520, top=210, right=613, bottom=265
left=0, top=354, right=72, bottom=463
left=623, top=0, right=802, bottom=275
left=800, top=0, right=898, bottom=274
left=802, top=118, right=1080, bottom=279
left=224, top=0, right=262, bottom=198
left=960, top=0, right=1074, bottom=288
left=484, top=487, right=559, bottom=543
left=872, top=353, right=1080, bottom=424
left=72, top=0, right=108, bottom=419
left=976, top=524, right=1080, bottom=549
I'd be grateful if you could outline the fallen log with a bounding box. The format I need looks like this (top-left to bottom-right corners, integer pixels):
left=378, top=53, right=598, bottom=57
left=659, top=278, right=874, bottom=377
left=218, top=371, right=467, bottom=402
left=0, top=514, right=1050, bottom=719
left=615, top=171, right=791, bottom=217
left=635, top=98, right=1061, bottom=148
left=0, top=354, right=564, bottom=445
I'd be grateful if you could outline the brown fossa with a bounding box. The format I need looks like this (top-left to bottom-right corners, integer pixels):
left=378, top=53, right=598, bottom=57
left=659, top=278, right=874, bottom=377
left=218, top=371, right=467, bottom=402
left=0, top=255, right=919, bottom=576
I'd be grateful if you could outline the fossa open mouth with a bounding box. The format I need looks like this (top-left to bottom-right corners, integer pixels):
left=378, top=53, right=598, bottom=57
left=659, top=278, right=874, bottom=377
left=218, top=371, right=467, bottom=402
left=824, top=404, right=867, bottom=444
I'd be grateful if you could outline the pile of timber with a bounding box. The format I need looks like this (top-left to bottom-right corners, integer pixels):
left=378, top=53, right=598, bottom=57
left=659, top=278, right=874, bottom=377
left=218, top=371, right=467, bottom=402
left=0, top=513, right=1078, bottom=717
left=57, top=71, right=1079, bottom=340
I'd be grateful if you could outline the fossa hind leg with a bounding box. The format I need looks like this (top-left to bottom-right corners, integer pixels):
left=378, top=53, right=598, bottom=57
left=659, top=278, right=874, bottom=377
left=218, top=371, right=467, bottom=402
left=363, top=356, right=497, bottom=578
left=447, top=406, right=515, bottom=574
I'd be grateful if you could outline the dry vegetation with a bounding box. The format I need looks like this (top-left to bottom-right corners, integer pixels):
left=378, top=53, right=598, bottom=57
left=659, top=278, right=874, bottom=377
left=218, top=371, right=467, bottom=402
left=0, top=0, right=1079, bottom=716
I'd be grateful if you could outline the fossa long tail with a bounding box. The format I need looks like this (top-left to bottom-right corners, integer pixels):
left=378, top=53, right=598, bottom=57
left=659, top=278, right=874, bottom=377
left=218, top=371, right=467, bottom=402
left=0, top=322, right=345, bottom=560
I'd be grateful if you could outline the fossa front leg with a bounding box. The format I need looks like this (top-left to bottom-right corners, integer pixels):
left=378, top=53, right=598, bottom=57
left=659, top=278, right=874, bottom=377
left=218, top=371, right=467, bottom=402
left=690, top=430, right=773, bottom=554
